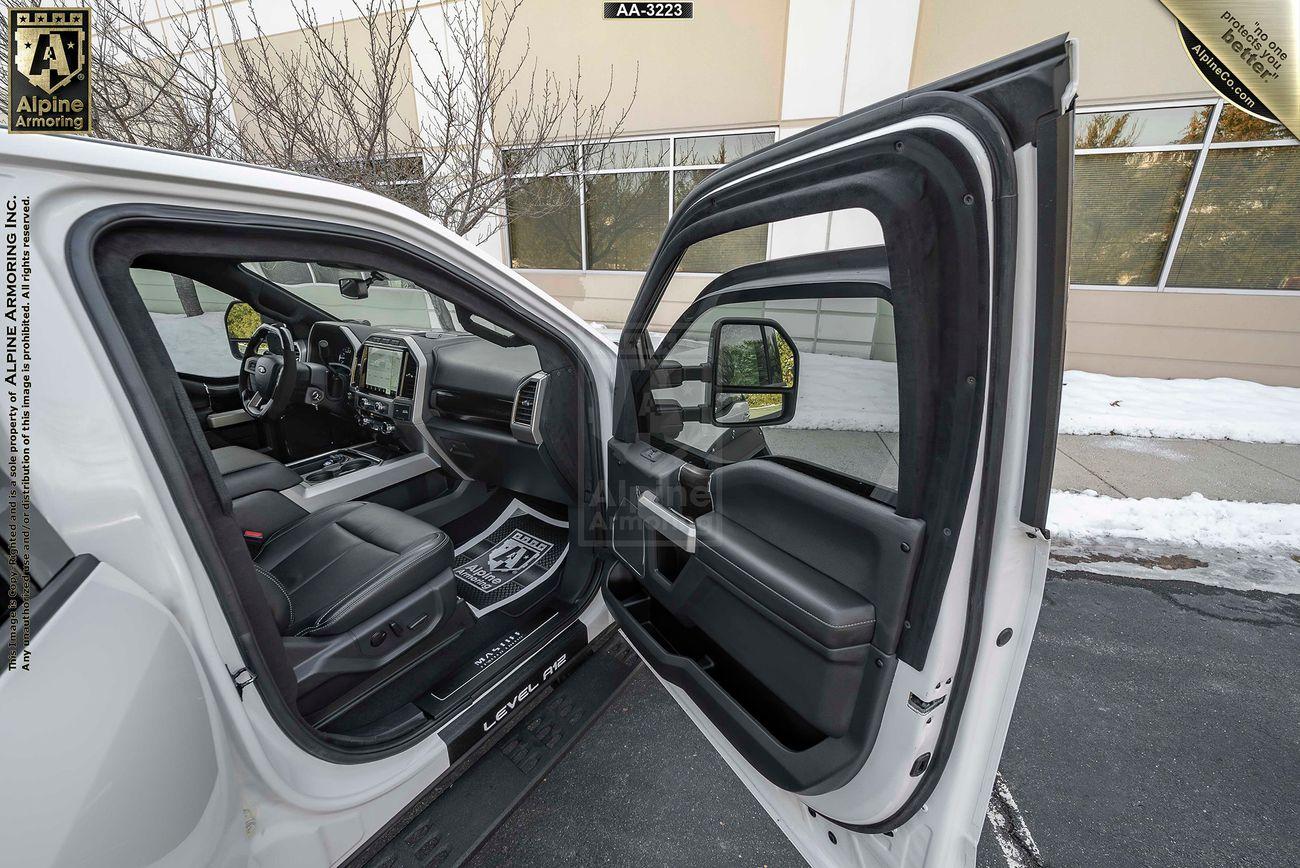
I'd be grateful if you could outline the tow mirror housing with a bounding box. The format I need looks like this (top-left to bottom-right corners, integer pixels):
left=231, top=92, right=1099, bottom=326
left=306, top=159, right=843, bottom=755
left=707, top=318, right=798, bottom=426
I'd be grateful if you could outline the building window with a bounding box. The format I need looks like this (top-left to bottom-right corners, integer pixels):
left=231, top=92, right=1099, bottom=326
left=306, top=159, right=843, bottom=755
left=504, top=176, right=583, bottom=269
left=584, top=171, right=669, bottom=270
left=1071, top=151, right=1196, bottom=286
left=1166, top=146, right=1300, bottom=290
left=1072, top=100, right=1300, bottom=293
left=505, top=129, right=777, bottom=273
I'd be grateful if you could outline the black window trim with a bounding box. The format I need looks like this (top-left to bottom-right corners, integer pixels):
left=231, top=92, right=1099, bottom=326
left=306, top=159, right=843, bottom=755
left=636, top=246, right=905, bottom=505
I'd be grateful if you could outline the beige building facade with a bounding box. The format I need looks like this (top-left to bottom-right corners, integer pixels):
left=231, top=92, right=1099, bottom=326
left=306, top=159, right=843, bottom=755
left=139, top=0, right=1300, bottom=385
left=911, top=0, right=1300, bottom=385
left=492, top=0, right=1300, bottom=385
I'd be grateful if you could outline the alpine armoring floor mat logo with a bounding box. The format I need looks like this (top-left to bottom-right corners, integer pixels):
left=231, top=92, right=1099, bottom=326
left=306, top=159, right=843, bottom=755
left=452, top=500, right=568, bottom=615
left=484, top=530, right=552, bottom=577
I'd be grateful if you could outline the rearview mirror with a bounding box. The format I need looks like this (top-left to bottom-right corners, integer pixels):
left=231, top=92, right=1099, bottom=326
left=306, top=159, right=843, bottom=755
left=707, top=318, right=798, bottom=426
left=339, top=276, right=370, bottom=299
left=224, top=300, right=263, bottom=359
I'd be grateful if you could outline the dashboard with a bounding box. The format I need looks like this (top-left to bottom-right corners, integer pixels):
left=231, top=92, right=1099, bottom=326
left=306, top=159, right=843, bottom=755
left=306, top=321, right=565, bottom=501
left=311, top=324, right=356, bottom=372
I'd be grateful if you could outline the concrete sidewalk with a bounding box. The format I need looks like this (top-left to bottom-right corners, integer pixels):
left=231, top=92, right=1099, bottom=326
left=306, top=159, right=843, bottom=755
left=767, top=428, right=1300, bottom=503
left=1054, top=435, right=1300, bottom=503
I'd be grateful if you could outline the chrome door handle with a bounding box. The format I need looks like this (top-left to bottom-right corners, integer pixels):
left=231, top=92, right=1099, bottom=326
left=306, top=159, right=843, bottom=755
left=637, top=490, right=696, bottom=553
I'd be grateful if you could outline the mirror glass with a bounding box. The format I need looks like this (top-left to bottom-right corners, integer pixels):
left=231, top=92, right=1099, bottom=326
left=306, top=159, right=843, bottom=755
left=714, top=322, right=794, bottom=388
left=713, top=392, right=785, bottom=424
left=225, top=301, right=262, bottom=358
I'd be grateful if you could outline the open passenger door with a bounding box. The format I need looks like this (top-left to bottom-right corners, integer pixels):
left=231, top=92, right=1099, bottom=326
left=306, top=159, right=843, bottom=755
left=603, top=37, right=1076, bottom=866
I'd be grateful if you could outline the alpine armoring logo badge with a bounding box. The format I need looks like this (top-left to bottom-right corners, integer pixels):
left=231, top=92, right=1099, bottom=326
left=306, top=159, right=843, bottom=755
left=8, top=7, right=92, bottom=134
left=1161, top=0, right=1297, bottom=136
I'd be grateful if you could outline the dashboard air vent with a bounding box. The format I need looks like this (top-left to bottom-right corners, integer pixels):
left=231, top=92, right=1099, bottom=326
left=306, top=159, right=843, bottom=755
left=514, top=380, right=538, bottom=425
left=510, top=374, right=546, bottom=445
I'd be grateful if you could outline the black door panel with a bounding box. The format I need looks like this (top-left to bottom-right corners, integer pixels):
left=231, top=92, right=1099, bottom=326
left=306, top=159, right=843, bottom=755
left=205, top=382, right=243, bottom=413
left=697, top=517, right=880, bottom=649
left=179, top=374, right=242, bottom=415
left=668, top=554, right=871, bottom=739
left=181, top=375, right=212, bottom=415
left=605, top=445, right=924, bottom=789
left=700, top=461, right=924, bottom=652
left=605, top=564, right=896, bottom=793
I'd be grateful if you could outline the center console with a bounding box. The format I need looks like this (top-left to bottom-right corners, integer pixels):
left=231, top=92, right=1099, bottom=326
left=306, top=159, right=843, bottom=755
left=293, top=447, right=383, bottom=485
left=284, top=442, right=439, bottom=513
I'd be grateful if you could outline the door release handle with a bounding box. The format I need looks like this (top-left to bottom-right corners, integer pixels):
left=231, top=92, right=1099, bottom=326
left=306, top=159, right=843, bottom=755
left=637, top=490, right=697, bottom=553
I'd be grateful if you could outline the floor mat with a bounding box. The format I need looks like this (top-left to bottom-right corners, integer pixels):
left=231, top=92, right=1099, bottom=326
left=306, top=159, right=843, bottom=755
left=452, top=500, right=569, bottom=615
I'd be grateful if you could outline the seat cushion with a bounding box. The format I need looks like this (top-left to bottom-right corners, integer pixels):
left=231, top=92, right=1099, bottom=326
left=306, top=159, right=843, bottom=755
left=253, top=501, right=452, bottom=637
left=213, top=445, right=301, bottom=500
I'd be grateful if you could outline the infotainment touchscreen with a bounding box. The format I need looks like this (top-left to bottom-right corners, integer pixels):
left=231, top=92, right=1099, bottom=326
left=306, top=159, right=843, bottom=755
left=363, top=346, right=404, bottom=397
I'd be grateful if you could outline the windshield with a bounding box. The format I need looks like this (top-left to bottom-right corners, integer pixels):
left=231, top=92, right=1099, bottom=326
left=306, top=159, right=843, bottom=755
left=243, top=260, right=460, bottom=330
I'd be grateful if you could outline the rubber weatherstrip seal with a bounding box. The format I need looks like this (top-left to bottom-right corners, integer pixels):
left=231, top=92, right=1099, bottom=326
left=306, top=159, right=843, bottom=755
left=818, top=72, right=1071, bottom=837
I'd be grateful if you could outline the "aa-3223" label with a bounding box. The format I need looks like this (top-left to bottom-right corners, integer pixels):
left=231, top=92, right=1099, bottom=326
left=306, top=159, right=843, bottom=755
left=603, top=2, right=693, bottom=19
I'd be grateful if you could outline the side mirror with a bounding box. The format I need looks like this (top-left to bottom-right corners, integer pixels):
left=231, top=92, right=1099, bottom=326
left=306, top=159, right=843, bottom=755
left=224, top=300, right=263, bottom=359
left=707, top=318, right=798, bottom=426
left=339, top=277, right=370, bottom=299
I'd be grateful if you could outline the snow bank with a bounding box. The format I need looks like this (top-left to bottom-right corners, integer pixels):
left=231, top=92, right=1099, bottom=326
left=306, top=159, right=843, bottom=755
left=1058, top=370, right=1300, bottom=443
left=788, top=353, right=899, bottom=431
left=151, top=311, right=241, bottom=378
left=1048, top=490, right=1300, bottom=550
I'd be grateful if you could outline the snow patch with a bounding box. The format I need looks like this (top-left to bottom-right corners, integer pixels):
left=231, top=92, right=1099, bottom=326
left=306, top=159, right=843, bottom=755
left=1059, top=370, right=1300, bottom=443
left=787, top=353, right=898, bottom=432
left=1049, top=541, right=1300, bottom=595
left=151, top=311, right=241, bottom=378
left=1049, top=490, right=1300, bottom=550
left=1092, top=437, right=1192, bottom=461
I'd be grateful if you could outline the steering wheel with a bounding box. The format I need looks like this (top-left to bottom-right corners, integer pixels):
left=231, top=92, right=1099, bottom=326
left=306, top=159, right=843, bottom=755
left=239, top=323, right=299, bottom=420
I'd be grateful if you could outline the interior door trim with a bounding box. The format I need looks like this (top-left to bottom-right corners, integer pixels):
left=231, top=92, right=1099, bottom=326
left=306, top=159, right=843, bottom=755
left=637, top=490, right=697, bottom=552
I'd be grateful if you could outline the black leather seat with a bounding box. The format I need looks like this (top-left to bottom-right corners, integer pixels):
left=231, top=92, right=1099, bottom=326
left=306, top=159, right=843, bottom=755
left=252, top=501, right=453, bottom=638
left=212, top=445, right=309, bottom=541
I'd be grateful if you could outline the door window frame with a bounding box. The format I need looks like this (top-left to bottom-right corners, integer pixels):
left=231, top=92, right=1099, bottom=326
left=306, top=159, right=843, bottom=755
left=610, top=102, right=1010, bottom=673
left=637, top=256, right=904, bottom=507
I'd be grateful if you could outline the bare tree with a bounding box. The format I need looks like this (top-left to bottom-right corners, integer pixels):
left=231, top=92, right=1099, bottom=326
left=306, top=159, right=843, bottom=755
left=2, top=0, right=635, bottom=241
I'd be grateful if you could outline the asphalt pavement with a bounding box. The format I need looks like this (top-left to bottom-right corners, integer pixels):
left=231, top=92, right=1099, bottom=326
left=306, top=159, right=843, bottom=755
left=464, top=663, right=802, bottom=867
left=976, top=567, right=1300, bottom=868
left=469, top=566, right=1300, bottom=867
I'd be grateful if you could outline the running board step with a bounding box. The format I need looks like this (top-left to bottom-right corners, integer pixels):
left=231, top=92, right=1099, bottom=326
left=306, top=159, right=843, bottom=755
left=350, top=633, right=641, bottom=868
